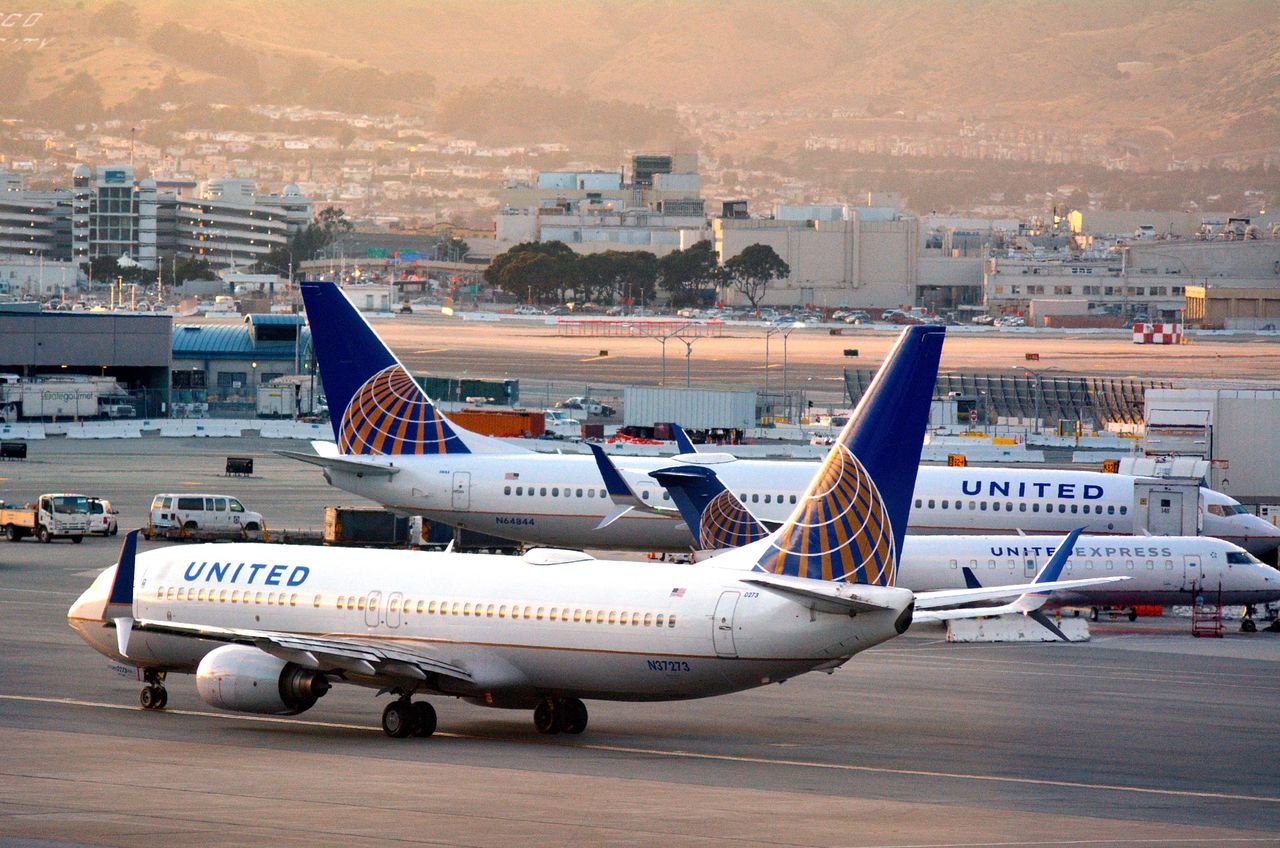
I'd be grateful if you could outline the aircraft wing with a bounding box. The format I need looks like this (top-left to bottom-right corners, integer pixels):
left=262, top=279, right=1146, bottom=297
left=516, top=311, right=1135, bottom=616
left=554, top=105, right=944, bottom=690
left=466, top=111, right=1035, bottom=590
left=276, top=449, right=401, bottom=478
left=741, top=573, right=902, bottom=614
left=131, top=618, right=471, bottom=683
left=914, top=576, right=1128, bottom=610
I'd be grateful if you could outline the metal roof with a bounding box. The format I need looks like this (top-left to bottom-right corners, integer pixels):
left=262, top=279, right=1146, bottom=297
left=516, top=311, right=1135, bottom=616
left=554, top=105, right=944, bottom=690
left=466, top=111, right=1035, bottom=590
left=245, top=313, right=306, bottom=326
left=172, top=324, right=312, bottom=359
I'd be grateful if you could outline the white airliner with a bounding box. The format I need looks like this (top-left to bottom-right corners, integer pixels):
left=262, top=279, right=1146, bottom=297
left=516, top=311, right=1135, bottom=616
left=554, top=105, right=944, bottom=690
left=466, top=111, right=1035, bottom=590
left=637, top=459, right=1280, bottom=619
left=68, top=327, right=1120, bottom=738
left=284, top=282, right=1280, bottom=557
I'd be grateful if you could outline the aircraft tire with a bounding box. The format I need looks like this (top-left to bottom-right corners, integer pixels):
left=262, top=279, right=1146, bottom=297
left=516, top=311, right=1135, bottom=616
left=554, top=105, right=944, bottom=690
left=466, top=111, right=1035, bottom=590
left=382, top=700, right=413, bottom=738
left=533, top=699, right=560, bottom=734
left=140, top=686, right=166, bottom=710
left=560, top=698, right=588, bottom=735
left=411, top=701, right=437, bottom=737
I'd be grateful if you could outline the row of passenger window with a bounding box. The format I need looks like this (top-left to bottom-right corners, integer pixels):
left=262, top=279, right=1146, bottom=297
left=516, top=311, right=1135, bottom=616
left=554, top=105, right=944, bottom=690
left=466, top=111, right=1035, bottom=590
left=915, top=498, right=1127, bottom=516
left=157, top=586, right=307, bottom=606
left=155, top=586, right=682, bottom=628
left=505, top=485, right=609, bottom=498
left=948, top=559, right=1173, bottom=571
left=334, top=594, right=678, bottom=628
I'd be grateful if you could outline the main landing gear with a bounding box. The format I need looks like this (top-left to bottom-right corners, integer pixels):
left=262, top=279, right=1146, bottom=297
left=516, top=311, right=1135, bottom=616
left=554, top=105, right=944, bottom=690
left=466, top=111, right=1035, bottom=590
left=533, top=697, right=588, bottom=735
left=140, top=670, right=168, bottom=710
left=381, top=696, right=437, bottom=739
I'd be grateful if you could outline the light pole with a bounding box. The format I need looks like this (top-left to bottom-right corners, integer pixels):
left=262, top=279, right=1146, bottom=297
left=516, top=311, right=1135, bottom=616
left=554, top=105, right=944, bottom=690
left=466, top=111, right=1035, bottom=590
left=766, top=324, right=798, bottom=422
left=1015, top=365, right=1057, bottom=436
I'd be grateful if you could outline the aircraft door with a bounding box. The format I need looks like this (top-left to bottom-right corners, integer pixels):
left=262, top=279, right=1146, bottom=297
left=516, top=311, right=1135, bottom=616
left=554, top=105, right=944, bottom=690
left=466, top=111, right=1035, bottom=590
left=365, top=591, right=382, bottom=628
left=387, top=591, right=403, bottom=629
left=1024, top=557, right=1037, bottom=579
left=451, top=472, right=471, bottom=511
left=1148, top=493, right=1184, bottom=535
left=1182, top=555, right=1205, bottom=594
left=712, top=591, right=740, bottom=658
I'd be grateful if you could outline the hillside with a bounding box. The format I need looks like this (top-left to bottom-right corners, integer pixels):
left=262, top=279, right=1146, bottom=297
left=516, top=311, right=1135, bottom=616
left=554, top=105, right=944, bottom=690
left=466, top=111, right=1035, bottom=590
left=5, top=0, right=1277, bottom=154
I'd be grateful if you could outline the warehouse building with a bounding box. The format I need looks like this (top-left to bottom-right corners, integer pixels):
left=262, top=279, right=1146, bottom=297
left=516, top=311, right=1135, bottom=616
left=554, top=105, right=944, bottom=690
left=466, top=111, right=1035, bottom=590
left=0, top=307, right=172, bottom=417
left=170, top=314, right=312, bottom=414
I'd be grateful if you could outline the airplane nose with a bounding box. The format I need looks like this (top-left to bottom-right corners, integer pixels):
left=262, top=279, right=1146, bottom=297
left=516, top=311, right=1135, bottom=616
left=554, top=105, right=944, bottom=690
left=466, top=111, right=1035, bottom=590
left=67, top=564, right=116, bottom=623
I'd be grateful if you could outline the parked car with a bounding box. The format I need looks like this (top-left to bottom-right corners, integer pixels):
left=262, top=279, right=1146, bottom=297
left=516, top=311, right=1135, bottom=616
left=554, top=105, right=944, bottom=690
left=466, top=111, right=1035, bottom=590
left=558, top=397, right=616, bottom=417
left=842, top=310, right=872, bottom=324
left=146, top=493, right=264, bottom=538
left=513, top=304, right=543, bottom=316
left=86, top=497, right=118, bottom=536
left=888, top=312, right=926, bottom=325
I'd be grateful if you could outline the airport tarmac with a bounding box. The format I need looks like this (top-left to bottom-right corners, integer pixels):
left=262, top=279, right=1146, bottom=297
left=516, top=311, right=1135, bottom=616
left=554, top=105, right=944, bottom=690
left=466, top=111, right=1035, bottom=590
left=367, top=315, right=1280, bottom=393
left=2, top=438, right=1279, bottom=846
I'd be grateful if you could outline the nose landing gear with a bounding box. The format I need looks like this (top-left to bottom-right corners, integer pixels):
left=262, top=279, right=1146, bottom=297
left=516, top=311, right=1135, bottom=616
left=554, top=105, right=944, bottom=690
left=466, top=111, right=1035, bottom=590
left=533, top=697, right=588, bottom=735
left=140, top=670, right=167, bottom=710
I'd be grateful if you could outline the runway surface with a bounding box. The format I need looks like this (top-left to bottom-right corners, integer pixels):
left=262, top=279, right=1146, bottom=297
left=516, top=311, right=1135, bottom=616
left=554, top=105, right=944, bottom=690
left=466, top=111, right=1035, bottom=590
left=2, top=439, right=1278, bottom=846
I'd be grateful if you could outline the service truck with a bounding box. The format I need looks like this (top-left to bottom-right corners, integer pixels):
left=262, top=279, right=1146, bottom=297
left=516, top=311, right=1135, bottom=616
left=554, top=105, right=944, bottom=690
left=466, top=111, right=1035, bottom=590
left=1, top=493, right=91, bottom=542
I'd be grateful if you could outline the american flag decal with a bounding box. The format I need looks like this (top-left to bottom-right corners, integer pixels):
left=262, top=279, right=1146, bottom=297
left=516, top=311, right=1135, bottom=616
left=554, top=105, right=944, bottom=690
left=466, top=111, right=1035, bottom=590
left=669, top=587, right=686, bottom=598
left=505, top=472, right=519, bottom=480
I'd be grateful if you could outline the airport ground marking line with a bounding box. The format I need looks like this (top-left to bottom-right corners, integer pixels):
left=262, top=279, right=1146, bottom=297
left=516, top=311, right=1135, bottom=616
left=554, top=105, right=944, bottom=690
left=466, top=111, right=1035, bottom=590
left=3, top=693, right=1278, bottom=806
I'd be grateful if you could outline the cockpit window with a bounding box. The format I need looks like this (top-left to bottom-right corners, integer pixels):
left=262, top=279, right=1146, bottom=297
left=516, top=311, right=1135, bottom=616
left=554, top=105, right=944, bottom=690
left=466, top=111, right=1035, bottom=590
left=1226, top=551, right=1262, bottom=565
left=1210, top=503, right=1250, bottom=516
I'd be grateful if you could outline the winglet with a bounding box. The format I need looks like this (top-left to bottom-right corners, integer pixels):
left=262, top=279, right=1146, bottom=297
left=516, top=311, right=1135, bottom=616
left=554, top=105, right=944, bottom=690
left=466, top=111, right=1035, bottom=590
left=670, top=424, right=698, bottom=455
left=1031, top=527, right=1085, bottom=594
left=586, top=442, right=670, bottom=517
left=961, top=566, right=983, bottom=590
left=106, top=529, right=139, bottom=613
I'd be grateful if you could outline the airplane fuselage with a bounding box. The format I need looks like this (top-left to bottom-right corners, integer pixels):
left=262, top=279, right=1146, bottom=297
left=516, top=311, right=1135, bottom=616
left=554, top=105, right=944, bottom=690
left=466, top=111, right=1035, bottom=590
left=69, top=543, right=911, bottom=706
left=320, top=452, right=1280, bottom=556
left=898, top=534, right=1280, bottom=607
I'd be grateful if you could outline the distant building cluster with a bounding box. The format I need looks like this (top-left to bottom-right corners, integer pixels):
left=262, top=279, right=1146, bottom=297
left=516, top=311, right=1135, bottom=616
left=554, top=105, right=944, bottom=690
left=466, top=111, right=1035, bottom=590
left=0, top=165, right=312, bottom=291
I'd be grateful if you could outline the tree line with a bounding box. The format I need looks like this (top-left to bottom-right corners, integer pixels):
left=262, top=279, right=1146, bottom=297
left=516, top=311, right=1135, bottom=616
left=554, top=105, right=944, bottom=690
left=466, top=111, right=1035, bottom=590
left=483, top=240, right=790, bottom=310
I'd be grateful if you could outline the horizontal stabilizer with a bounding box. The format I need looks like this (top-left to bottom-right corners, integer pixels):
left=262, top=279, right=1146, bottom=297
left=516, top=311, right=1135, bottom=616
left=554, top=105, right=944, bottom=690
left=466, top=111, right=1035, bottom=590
left=914, top=576, right=1128, bottom=611
left=742, top=573, right=903, bottom=614
left=277, top=449, right=401, bottom=477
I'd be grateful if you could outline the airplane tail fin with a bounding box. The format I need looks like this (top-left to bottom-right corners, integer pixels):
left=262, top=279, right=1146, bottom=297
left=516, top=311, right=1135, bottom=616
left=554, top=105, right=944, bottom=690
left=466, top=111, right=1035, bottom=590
left=755, top=326, right=944, bottom=586
left=669, top=424, right=698, bottom=455
left=299, top=281, right=510, bottom=455
left=650, top=465, right=768, bottom=550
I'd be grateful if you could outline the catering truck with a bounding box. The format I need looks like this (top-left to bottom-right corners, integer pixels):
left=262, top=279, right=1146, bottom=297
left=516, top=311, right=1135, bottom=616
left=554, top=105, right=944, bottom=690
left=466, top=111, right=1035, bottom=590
left=0, top=493, right=91, bottom=542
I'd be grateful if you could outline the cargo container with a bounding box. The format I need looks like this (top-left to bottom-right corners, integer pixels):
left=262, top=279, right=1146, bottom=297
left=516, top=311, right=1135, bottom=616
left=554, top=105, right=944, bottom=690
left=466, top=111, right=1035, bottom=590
left=623, top=387, right=756, bottom=430
left=446, top=408, right=545, bottom=438
left=324, top=507, right=416, bottom=547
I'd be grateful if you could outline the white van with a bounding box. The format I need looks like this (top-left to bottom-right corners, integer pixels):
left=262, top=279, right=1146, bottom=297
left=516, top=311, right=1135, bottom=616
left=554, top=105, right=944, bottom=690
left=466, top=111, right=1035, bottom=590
left=146, top=493, right=264, bottom=539
left=87, top=497, right=118, bottom=536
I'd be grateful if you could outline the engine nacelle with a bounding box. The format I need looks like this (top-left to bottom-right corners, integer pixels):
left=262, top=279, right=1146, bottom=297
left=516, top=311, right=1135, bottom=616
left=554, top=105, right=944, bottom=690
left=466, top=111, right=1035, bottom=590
left=196, top=645, right=331, bottom=716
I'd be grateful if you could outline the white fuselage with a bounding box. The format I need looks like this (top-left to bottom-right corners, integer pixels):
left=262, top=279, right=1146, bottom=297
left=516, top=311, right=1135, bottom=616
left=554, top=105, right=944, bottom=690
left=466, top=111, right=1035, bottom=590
left=68, top=543, right=911, bottom=706
left=320, top=452, right=1280, bottom=555
left=898, top=535, right=1280, bottom=607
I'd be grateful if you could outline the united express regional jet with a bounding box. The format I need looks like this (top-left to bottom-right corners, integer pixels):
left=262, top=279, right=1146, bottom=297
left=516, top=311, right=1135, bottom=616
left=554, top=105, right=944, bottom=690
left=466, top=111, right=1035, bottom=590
left=69, top=327, right=1116, bottom=738
left=284, top=282, right=1280, bottom=557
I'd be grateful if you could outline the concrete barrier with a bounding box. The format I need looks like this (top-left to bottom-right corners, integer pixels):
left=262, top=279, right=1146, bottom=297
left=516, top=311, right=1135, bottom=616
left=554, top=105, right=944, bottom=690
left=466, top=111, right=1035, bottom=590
left=160, top=420, right=246, bottom=438
left=0, top=423, right=46, bottom=440
left=258, top=420, right=331, bottom=440
left=946, top=616, right=1090, bottom=642
left=62, top=421, right=142, bottom=439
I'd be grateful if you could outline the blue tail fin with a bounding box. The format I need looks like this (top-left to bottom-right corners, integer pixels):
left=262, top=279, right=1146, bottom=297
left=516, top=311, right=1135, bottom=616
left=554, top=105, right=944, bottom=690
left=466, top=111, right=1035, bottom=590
left=756, top=326, right=944, bottom=585
left=300, top=281, right=472, bottom=455
left=106, top=529, right=138, bottom=612
left=1031, top=527, right=1084, bottom=594
left=650, top=465, right=768, bottom=550
left=669, top=424, right=698, bottom=454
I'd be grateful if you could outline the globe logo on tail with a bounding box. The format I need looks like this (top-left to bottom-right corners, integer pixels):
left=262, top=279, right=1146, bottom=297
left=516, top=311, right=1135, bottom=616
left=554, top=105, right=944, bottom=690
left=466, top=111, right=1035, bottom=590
left=756, top=442, right=896, bottom=585
left=699, top=490, right=767, bottom=551
left=339, top=365, right=465, bottom=455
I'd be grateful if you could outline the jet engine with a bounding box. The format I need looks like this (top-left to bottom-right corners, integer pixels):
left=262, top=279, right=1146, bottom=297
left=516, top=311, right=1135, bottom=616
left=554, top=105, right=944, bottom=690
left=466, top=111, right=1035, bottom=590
left=196, top=645, right=330, bottom=715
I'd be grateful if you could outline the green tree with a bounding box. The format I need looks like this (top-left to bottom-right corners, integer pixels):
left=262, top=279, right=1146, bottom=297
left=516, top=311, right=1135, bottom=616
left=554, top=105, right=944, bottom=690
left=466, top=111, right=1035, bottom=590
left=658, top=240, right=720, bottom=308
left=723, top=243, right=789, bottom=311
left=444, top=237, right=469, bottom=262
left=172, top=257, right=217, bottom=286
left=484, top=241, right=576, bottom=303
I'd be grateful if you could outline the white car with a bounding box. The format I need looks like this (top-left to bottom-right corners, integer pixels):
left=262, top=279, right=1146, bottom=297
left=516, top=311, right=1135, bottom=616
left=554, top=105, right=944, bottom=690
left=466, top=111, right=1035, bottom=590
left=87, top=497, right=118, bottom=536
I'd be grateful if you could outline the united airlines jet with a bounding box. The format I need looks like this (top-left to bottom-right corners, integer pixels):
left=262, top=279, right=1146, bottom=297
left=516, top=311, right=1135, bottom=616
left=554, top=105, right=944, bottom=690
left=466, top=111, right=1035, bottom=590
left=645, top=458, right=1280, bottom=617
left=68, top=327, right=1118, bottom=738
left=284, top=282, right=1279, bottom=556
